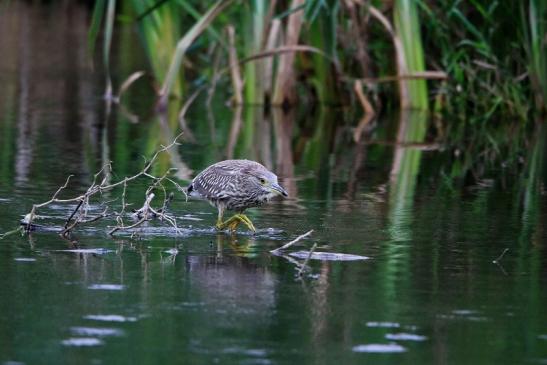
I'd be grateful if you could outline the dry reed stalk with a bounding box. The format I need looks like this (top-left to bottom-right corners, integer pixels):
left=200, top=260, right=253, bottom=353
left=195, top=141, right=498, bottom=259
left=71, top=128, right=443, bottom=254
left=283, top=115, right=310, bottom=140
left=345, top=0, right=370, bottom=76
left=158, top=0, right=231, bottom=111
left=227, top=25, right=243, bottom=105
left=272, top=0, right=306, bottom=107
left=368, top=5, right=409, bottom=109
left=352, top=71, right=448, bottom=84
left=263, top=19, right=281, bottom=100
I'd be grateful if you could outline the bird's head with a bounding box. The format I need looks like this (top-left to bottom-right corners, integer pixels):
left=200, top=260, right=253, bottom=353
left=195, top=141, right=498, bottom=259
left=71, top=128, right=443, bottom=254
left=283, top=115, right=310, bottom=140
left=252, top=171, right=288, bottom=199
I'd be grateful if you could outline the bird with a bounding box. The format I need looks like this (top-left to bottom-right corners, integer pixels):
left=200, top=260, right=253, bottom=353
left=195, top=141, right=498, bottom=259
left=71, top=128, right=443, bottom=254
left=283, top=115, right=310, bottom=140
left=187, top=160, right=288, bottom=232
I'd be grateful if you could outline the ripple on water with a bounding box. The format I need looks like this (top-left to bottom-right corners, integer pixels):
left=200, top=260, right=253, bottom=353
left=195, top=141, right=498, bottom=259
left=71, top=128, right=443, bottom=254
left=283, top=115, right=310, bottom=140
left=83, top=314, right=137, bottom=322
left=55, top=248, right=114, bottom=255
left=87, top=284, right=125, bottom=291
left=61, top=338, right=104, bottom=347
left=366, top=322, right=400, bottom=328
left=288, top=251, right=370, bottom=261
left=352, top=343, right=407, bottom=353
left=14, top=258, right=36, bottom=262
left=438, top=309, right=489, bottom=322
left=70, top=327, right=124, bottom=337
left=385, top=333, right=428, bottom=341
left=221, top=347, right=268, bottom=357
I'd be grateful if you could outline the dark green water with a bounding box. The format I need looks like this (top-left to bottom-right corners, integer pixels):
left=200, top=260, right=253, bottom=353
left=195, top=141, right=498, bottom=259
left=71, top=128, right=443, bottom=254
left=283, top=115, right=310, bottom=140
left=1, top=3, right=547, bottom=365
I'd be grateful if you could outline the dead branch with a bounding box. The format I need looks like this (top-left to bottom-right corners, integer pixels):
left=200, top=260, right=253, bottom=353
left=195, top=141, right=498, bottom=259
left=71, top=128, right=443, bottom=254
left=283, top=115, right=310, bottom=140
left=109, top=191, right=181, bottom=236
left=23, top=134, right=186, bottom=237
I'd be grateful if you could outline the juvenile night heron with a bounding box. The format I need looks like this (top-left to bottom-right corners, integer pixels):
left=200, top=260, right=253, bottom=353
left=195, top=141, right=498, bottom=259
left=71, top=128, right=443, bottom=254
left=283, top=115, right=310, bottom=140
left=187, top=160, right=288, bottom=232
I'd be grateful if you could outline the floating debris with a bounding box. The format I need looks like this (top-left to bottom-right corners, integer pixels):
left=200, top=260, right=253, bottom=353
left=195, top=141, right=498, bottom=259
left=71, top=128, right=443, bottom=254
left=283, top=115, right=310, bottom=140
left=288, top=251, right=370, bottom=261
left=352, top=343, right=407, bottom=353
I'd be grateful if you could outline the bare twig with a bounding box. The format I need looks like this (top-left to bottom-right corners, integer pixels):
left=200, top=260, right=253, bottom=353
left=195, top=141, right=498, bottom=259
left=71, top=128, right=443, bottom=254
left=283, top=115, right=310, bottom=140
left=25, top=175, right=73, bottom=232
left=110, top=190, right=182, bottom=236
left=62, top=208, right=110, bottom=237
left=270, top=229, right=313, bottom=254
left=64, top=199, right=84, bottom=229
left=109, top=217, right=148, bottom=236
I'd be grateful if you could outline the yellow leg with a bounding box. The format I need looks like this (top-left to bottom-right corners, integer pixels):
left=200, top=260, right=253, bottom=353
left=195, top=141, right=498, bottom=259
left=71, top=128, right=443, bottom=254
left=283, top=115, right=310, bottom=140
left=216, top=213, right=256, bottom=233
left=215, top=207, right=225, bottom=230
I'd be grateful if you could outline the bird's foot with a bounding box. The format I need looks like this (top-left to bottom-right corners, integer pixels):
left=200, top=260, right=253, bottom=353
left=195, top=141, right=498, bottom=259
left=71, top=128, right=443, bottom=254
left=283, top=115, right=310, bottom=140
left=237, top=214, right=256, bottom=233
left=216, top=214, right=256, bottom=233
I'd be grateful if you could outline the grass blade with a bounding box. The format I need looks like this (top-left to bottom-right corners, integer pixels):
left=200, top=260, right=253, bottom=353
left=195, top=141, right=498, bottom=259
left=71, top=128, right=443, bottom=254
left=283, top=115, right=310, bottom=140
left=158, top=0, right=232, bottom=109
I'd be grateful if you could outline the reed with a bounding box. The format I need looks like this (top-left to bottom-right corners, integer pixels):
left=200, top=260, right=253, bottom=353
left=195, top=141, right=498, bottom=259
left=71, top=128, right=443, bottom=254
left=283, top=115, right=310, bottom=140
left=393, top=0, right=428, bottom=110
left=88, top=0, right=116, bottom=96
left=242, top=0, right=267, bottom=105
left=86, top=0, right=544, bottom=137
left=272, top=0, right=306, bottom=107
left=158, top=0, right=231, bottom=109
left=522, top=0, right=547, bottom=111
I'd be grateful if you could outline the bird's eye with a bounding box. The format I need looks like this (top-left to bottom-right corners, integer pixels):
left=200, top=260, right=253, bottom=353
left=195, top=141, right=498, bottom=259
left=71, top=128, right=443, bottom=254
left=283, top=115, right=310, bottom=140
left=259, top=178, right=266, bottom=185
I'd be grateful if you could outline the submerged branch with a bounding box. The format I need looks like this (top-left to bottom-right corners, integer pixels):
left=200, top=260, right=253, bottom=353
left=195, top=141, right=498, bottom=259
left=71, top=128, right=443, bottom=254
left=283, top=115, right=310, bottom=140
left=492, top=248, right=509, bottom=264
left=297, top=243, right=318, bottom=277
left=0, top=226, right=24, bottom=240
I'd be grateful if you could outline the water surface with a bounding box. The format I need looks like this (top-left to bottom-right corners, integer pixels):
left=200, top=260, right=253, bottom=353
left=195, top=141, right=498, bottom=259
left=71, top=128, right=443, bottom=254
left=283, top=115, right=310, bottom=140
left=1, top=3, right=547, bottom=365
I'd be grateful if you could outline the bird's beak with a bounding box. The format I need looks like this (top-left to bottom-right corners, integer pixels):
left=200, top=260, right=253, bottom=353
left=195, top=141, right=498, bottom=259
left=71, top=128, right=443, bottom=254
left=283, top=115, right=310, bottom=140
left=271, top=183, right=288, bottom=197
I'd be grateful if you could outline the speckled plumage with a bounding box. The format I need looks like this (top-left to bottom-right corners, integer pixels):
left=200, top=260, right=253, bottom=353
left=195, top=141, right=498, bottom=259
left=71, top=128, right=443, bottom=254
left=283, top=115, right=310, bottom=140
left=187, top=159, right=285, bottom=213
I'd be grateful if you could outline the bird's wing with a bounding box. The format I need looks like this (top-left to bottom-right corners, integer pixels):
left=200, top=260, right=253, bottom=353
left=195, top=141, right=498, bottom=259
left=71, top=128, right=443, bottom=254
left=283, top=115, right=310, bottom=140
left=188, top=162, right=243, bottom=199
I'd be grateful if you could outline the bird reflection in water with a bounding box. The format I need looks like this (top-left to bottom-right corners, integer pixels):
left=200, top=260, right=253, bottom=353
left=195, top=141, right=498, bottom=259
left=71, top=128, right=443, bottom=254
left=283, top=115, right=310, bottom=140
left=212, top=233, right=261, bottom=260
